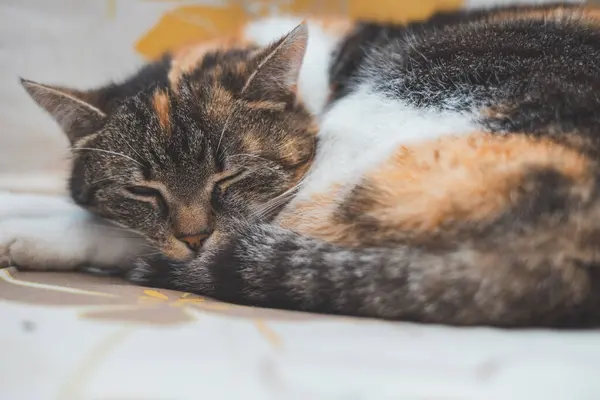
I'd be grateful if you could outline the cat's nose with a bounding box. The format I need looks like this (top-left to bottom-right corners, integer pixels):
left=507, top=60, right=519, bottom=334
left=177, top=230, right=212, bottom=252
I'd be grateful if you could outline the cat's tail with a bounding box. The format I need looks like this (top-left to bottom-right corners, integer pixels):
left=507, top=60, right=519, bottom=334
left=165, top=222, right=600, bottom=328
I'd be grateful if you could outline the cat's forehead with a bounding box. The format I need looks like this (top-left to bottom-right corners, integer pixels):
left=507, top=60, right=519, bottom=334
left=113, top=46, right=262, bottom=138
left=90, top=36, right=314, bottom=177
left=98, top=99, right=214, bottom=198
left=168, top=41, right=260, bottom=90
left=93, top=93, right=208, bottom=184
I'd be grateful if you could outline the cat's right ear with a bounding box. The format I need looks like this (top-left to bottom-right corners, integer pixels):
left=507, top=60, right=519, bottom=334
left=242, top=22, right=308, bottom=101
left=20, top=78, right=107, bottom=144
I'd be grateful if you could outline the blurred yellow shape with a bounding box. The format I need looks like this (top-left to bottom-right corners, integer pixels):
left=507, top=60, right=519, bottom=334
left=142, top=289, right=169, bottom=300
left=139, top=289, right=206, bottom=308
left=172, top=298, right=205, bottom=307
left=348, top=0, right=462, bottom=23
left=135, top=0, right=464, bottom=60
left=136, top=4, right=249, bottom=60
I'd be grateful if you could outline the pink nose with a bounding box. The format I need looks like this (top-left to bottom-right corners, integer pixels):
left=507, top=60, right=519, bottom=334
left=177, top=232, right=211, bottom=251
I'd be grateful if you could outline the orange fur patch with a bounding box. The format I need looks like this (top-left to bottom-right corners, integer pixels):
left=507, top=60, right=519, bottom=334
left=582, top=6, right=600, bottom=21
left=152, top=90, right=171, bottom=134
left=279, top=133, right=593, bottom=246
left=241, top=134, right=263, bottom=154
left=277, top=186, right=342, bottom=233
left=290, top=134, right=316, bottom=183
left=206, top=85, right=235, bottom=121
left=278, top=135, right=313, bottom=166
left=246, top=100, right=287, bottom=111
left=489, top=5, right=600, bottom=24
left=362, top=134, right=590, bottom=234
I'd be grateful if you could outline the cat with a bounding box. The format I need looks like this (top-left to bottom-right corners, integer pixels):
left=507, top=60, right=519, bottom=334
left=11, top=3, right=600, bottom=327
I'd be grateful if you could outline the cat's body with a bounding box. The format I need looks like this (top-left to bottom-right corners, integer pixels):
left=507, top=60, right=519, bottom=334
left=12, top=3, right=600, bottom=327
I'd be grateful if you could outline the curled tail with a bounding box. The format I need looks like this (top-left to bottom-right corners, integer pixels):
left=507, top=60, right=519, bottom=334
left=152, top=221, right=600, bottom=328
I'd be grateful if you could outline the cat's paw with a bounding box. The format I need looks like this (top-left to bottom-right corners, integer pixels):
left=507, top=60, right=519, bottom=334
left=0, top=212, right=145, bottom=271
left=0, top=217, right=84, bottom=270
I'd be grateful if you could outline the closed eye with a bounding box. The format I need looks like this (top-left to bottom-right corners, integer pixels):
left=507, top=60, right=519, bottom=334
left=126, top=185, right=161, bottom=197
left=211, top=169, right=248, bottom=204
left=215, top=169, right=248, bottom=190
left=125, top=185, right=169, bottom=216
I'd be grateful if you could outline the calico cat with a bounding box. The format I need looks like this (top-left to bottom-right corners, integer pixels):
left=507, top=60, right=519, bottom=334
left=14, top=3, right=600, bottom=327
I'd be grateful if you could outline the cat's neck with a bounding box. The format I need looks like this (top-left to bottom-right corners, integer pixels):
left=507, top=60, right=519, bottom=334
left=244, top=16, right=350, bottom=117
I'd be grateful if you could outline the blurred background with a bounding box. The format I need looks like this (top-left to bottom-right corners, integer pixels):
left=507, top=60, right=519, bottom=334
left=0, top=0, right=583, bottom=189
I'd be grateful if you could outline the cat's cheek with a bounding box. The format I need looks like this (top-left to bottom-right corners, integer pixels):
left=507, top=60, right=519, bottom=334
left=202, top=226, right=240, bottom=254
left=203, top=230, right=225, bottom=248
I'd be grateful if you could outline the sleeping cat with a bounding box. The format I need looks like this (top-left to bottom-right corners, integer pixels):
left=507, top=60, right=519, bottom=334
left=11, top=3, right=600, bottom=327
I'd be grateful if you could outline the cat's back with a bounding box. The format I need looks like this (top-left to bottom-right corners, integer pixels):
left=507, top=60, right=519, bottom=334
left=281, top=4, right=600, bottom=238
left=311, top=3, right=600, bottom=182
left=368, top=4, right=600, bottom=132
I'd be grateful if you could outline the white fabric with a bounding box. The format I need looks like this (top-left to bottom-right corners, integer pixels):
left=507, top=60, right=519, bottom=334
left=2, top=282, right=600, bottom=400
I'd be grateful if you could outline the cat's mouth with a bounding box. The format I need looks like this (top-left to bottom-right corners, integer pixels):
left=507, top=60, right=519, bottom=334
left=161, top=236, right=200, bottom=261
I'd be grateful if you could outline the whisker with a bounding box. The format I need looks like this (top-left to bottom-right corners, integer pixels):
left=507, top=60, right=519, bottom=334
left=275, top=176, right=306, bottom=200
left=257, top=165, right=281, bottom=174
left=218, top=142, right=235, bottom=159
left=74, top=147, right=144, bottom=167
left=88, top=175, right=130, bottom=186
left=113, top=130, right=145, bottom=164
left=250, top=177, right=307, bottom=220
left=251, top=191, right=295, bottom=220
left=228, top=153, right=271, bottom=162
left=253, top=201, right=283, bottom=219
left=87, top=222, right=144, bottom=236
left=216, top=101, right=241, bottom=157
left=260, top=197, right=292, bottom=218
left=229, top=154, right=283, bottom=173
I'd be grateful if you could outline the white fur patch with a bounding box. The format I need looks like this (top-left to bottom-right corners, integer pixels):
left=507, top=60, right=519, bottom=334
left=292, top=85, right=480, bottom=201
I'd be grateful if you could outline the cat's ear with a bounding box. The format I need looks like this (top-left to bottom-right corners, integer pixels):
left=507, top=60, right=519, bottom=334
left=20, top=78, right=107, bottom=144
left=242, top=22, right=308, bottom=101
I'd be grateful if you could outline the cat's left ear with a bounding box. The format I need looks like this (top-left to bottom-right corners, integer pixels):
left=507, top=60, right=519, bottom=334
left=242, top=22, right=308, bottom=101
left=20, top=78, right=107, bottom=144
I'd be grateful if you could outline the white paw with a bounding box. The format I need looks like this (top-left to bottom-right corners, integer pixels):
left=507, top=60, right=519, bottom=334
left=0, top=216, right=86, bottom=270
left=0, top=212, right=146, bottom=271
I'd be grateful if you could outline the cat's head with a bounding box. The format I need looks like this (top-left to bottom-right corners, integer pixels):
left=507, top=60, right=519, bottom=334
left=21, top=24, right=317, bottom=261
